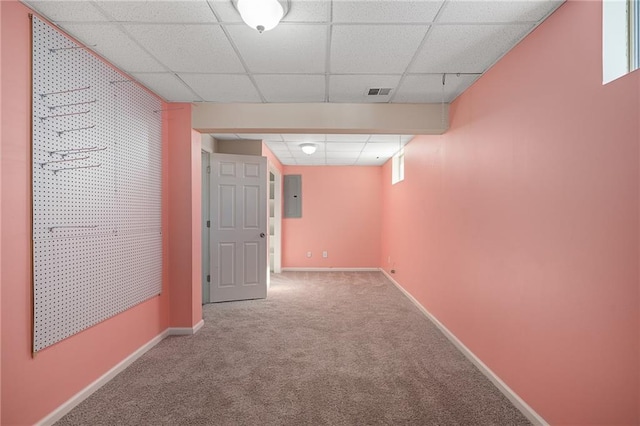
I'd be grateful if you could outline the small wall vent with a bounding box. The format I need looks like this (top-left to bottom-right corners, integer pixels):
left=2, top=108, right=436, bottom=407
left=367, top=88, right=392, bottom=96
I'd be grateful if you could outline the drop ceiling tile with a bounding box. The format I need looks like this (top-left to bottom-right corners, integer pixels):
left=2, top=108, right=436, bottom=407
left=124, top=24, right=244, bottom=73
left=324, top=134, right=371, bottom=143
left=287, top=142, right=326, bottom=153
left=362, top=142, right=401, bottom=155
left=410, top=24, right=533, bottom=73
left=329, top=75, right=402, bottom=103
left=359, top=151, right=393, bottom=159
left=241, top=134, right=284, bottom=141
left=265, top=141, right=290, bottom=152
left=207, top=0, right=242, bottom=22
left=282, top=1, right=331, bottom=22
left=179, top=74, right=261, bottom=102
left=211, top=133, right=240, bottom=140
left=368, top=134, right=413, bottom=143
left=274, top=152, right=295, bottom=159
left=331, top=25, right=428, bottom=74
left=326, top=152, right=360, bottom=163
left=132, top=72, right=198, bottom=101
left=438, top=0, right=563, bottom=23
left=327, top=159, right=357, bottom=166
left=234, top=134, right=263, bottom=140
left=94, top=1, right=217, bottom=23
left=327, top=150, right=361, bottom=157
left=282, top=134, right=327, bottom=142
left=269, top=150, right=293, bottom=160
left=254, top=75, right=325, bottom=103
left=294, top=157, right=320, bottom=165
left=227, top=25, right=326, bottom=74
left=393, top=74, right=479, bottom=103
left=61, top=23, right=165, bottom=73
left=276, top=157, right=296, bottom=165
left=207, top=0, right=329, bottom=24
left=326, top=142, right=365, bottom=152
left=26, top=1, right=108, bottom=22
left=333, top=1, right=443, bottom=23
left=236, top=133, right=283, bottom=140
left=356, top=158, right=387, bottom=166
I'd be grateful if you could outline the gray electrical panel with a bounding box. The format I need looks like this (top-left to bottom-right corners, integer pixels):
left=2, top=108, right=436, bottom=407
left=284, top=174, right=302, bottom=218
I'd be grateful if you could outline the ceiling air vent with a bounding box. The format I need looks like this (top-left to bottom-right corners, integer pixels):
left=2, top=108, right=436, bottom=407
left=367, top=88, right=392, bottom=96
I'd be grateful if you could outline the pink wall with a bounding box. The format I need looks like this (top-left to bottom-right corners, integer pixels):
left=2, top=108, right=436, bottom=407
left=262, top=142, right=284, bottom=175
left=282, top=166, right=381, bottom=268
left=0, top=3, right=197, bottom=423
left=167, top=107, right=202, bottom=328
left=381, top=1, right=639, bottom=424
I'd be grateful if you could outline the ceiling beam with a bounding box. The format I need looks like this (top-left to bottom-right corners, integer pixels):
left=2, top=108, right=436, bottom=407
left=191, top=103, right=449, bottom=135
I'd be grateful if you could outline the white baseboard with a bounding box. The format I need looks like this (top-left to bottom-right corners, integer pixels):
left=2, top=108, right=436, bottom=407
left=36, top=330, right=170, bottom=426
left=36, top=319, right=205, bottom=426
left=379, top=269, right=548, bottom=426
left=281, top=267, right=380, bottom=272
left=168, top=319, right=204, bottom=336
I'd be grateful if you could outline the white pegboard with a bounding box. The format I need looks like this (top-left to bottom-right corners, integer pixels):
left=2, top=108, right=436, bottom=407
left=32, top=17, right=162, bottom=352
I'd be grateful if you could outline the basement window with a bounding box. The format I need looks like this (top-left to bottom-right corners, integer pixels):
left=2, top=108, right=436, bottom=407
left=603, top=0, right=640, bottom=83
left=392, top=148, right=404, bottom=185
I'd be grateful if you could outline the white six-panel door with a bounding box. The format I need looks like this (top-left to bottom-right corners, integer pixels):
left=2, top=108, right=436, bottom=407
left=210, top=154, right=268, bottom=302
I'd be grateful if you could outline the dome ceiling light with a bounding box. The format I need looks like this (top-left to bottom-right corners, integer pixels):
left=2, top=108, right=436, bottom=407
left=299, top=143, right=317, bottom=155
left=233, top=0, right=290, bottom=33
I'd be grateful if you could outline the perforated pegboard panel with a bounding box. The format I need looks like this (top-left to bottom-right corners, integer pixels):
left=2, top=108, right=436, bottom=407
left=32, top=17, right=162, bottom=352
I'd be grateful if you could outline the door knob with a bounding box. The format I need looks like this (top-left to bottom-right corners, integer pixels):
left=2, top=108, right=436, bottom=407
left=260, top=233, right=265, bottom=238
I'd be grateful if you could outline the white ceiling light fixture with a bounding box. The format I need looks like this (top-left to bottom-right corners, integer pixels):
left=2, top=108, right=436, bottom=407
left=235, top=0, right=290, bottom=33
left=300, top=143, right=317, bottom=155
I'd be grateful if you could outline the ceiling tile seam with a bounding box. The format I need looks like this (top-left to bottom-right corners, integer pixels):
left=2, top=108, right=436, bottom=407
left=329, top=22, right=439, bottom=27
left=324, top=141, right=327, bottom=165
left=387, top=25, right=435, bottom=103
left=88, top=2, right=178, bottom=78
left=458, top=22, right=538, bottom=91
left=63, top=22, right=222, bottom=26
left=387, top=0, right=449, bottom=103
left=56, top=2, right=194, bottom=102
left=537, top=2, right=566, bottom=23
left=354, top=140, right=369, bottom=165
left=166, top=71, right=409, bottom=77
left=172, top=73, right=205, bottom=102
left=444, top=21, right=543, bottom=104
left=67, top=1, right=112, bottom=22
left=327, top=21, right=542, bottom=27
left=205, top=0, right=267, bottom=103
left=284, top=140, right=294, bottom=161
left=425, top=21, right=542, bottom=26
left=48, top=20, right=544, bottom=27
left=175, top=72, right=332, bottom=76
left=324, top=1, right=333, bottom=103
left=407, top=72, right=482, bottom=76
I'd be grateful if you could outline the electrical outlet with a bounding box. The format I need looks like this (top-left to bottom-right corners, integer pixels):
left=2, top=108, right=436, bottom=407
left=322, top=251, right=328, bottom=258
left=306, top=251, right=312, bottom=258
left=388, top=256, right=391, bottom=263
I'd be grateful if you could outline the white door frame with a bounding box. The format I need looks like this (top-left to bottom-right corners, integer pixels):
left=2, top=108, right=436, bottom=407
left=201, top=135, right=214, bottom=304
left=269, top=164, right=282, bottom=274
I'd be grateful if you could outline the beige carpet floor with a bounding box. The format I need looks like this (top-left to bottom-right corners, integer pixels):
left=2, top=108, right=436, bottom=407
left=57, top=271, right=531, bottom=425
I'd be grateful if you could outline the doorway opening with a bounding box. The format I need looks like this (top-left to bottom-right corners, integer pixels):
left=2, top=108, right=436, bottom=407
left=268, top=165, right=282, bottom=274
